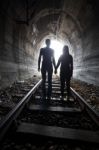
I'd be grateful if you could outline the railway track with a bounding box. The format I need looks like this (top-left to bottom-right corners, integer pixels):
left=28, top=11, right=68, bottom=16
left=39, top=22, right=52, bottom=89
left=0, top=77, right=99, bottom=149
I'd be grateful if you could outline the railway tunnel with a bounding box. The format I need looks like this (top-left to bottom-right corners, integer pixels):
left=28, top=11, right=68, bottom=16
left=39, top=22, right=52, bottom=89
left=0, top=0, right=99, bottom=88
left=0, top=0, right=99, bottom=149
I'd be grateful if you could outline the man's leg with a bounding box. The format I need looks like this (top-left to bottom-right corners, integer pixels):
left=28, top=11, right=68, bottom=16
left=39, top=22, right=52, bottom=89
left=41, top=69, right=46, bottom=98
left=47, top=69, right=53, bottom=98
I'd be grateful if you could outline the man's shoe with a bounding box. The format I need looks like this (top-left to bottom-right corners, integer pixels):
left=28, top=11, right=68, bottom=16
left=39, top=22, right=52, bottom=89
left=41, top=95, right=46, bottom=100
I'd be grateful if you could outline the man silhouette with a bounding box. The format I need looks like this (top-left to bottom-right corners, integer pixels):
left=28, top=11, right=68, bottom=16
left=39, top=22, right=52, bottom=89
left=55, top=45, right=73, bottom=101
left=38, top=39, right=56, bottom=99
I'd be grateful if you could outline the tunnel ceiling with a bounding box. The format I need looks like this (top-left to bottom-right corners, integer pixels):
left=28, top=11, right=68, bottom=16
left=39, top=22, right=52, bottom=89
left=0, top=1, right=98, bottom=40
left=0, top=0, right=99, bottom=56
left=1, top=0, right=98, bottom=49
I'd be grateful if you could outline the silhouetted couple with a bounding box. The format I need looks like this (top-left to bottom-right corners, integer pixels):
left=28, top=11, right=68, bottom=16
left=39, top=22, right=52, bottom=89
left=38, top=39, right=73, bottom=101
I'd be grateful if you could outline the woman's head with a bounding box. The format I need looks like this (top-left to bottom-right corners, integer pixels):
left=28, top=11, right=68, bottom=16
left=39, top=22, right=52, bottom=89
left=63, top=45, right=69, bottom=55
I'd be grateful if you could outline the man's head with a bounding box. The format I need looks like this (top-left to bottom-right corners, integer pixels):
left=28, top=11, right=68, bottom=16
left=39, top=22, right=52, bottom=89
left=45, top=39, right=50, bottom=47
left=63, top=45, right=69, bottom=55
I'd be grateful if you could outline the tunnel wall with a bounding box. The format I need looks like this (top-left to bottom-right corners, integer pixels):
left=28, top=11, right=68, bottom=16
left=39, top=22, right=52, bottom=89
left=0, top=13, right=37, bottom=89
left=73, top=1, right=99, bottom=86
left=74, top=24, right=99, bottom=85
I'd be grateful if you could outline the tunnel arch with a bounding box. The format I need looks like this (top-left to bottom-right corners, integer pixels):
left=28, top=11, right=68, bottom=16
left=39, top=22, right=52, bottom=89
left=31, top=8, right=82, bottom=35
left=30, top=8, right=83, bottom=56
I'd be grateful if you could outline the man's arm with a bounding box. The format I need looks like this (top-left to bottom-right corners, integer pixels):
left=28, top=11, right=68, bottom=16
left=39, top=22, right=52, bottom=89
left=38, top=49, right=42, bottom=71
left=53, top=57, right=56, bottom=69
left=56, top=56, right=61, bottom=69
left=52, top=50, right=56, bottom=69
left=55, top=56, right=61, bottom=74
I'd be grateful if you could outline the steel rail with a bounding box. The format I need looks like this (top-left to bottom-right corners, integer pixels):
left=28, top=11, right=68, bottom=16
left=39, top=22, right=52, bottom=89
left=71, top=87, right=99, bottom=126
left=0, top=79, right=42, bottom=142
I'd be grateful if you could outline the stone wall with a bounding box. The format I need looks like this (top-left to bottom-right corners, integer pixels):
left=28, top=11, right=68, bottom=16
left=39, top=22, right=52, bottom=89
left=0, top=13, right=37, bottom=89
left=73, top=0, right=99, bottom=86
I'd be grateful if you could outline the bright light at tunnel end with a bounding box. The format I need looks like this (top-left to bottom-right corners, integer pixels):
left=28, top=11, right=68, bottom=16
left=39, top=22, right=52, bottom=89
left=50, top=40, right=64, bottom=61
